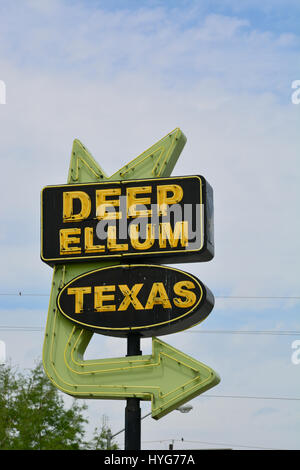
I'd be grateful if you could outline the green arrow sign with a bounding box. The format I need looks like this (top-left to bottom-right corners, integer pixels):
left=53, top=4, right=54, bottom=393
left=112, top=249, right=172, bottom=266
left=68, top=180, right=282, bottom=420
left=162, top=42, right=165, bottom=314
left=56, top=333, right=219, bottom=420
left=42, top=128, right=220, bottom=419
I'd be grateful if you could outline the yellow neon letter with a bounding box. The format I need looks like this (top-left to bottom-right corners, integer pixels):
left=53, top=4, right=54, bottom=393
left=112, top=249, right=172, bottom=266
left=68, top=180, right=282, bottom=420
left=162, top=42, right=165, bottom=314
left=159, top=221, right=189, bottom=248
left=84, top=227, right=105, bottom=253
left=63, top=191, right=91, bottom=222
left=173, top=281, right=197, bottom=308
left=107, top=226, right=128, bottom=252
left=59, top=228, right=81, bottom=255
left=96, top=187, right=121, bottom=220
left=130, top=223, right=155, bottom=251
left=157, top=184, right=184, bottom=216
left=126, top=186, right=152, bottom=218
left=67, top=286, right=91, bottom=314
left=94, top=285, right=116, bottom=312
left=144, top=282, right=172, bottom=310
left=118, top=284, right=144, bottom=311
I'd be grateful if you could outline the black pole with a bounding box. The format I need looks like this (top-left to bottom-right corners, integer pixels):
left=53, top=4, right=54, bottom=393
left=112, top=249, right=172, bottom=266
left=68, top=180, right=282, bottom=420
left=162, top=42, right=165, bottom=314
left=125, top=334, right=142, bottom=450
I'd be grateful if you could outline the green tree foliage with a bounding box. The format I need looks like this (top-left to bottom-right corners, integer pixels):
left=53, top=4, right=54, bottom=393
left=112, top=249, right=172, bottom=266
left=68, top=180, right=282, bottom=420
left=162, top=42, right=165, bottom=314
left=87, top=416, right=119, bottom=450
left=0, top=361, right=118, bottom=450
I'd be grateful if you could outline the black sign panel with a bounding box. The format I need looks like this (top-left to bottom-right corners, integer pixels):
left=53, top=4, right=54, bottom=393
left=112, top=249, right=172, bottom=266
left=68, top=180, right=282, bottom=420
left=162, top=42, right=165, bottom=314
left=41, top=175, right=214, bottom=265
left=57, top=264, right=214, bottom=337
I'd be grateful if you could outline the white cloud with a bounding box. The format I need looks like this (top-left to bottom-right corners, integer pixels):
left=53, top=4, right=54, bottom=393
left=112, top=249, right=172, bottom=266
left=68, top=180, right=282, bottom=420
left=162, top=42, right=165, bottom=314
left=195, top=13, right=249, bottom=41
left=0, top=4, right=299, bottom=296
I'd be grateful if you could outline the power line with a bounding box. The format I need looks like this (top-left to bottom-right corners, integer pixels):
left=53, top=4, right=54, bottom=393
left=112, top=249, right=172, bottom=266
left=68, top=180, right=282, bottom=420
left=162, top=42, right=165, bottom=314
left=141, top=438, right=279, bottom=450
left=0, top=326, right=299, bottom=337
left=185, top=330, right=300, bottom=336
left=0, top=292, right=300, bottom=299
left=217, top=296, right=300, bottom=299
left=0, top=293, right=49, bottom=296
left=182, top=439, right=278, bottom=450
left=203, top=394, right=300, bottom=401
left=0, top=326, right=43, bottom=331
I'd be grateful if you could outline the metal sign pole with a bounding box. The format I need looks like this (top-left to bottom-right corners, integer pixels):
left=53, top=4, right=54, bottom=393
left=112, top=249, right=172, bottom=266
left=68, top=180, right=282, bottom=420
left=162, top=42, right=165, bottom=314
left=125, top=334, right=142, bottom=450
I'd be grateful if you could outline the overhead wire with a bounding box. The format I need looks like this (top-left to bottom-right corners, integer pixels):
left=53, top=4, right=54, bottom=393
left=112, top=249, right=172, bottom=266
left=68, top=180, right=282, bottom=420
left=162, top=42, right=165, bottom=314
left=203, top=394, right=300, bottom=401
left=184, top=330, right=300, bottom=336
left=1, top=291, right=299, bottom=336
left=0, top=292, right=299, bottom=299
left=140, top=438, right=280, bottom=450
left=0, top=326, right=299, bottom=337
left=1, top=292, right=299, bottom=336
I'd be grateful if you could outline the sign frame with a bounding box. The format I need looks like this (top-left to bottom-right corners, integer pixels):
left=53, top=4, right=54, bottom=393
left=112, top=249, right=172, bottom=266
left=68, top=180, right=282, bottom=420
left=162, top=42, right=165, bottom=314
left=56, top=264, right=214, bottom=337
left=40, top=175, right=214, bottom=266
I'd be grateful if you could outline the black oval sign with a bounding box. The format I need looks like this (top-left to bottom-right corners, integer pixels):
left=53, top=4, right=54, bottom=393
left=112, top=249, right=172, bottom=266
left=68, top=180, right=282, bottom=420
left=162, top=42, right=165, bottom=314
left=57, top=264, right=214, bottom=337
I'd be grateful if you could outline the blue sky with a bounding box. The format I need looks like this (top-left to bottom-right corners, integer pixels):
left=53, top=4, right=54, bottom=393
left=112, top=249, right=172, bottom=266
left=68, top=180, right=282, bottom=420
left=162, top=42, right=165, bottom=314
left=71, top=0, right=300, bottom=32
left=99, top=0, right=300, bottom=35
left=0, top=0, right=299, bottom=450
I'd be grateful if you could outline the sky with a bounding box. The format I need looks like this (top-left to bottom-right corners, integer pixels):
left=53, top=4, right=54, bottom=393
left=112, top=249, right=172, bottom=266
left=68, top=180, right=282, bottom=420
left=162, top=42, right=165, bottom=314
left=0, top=0, right=299, bottom=450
